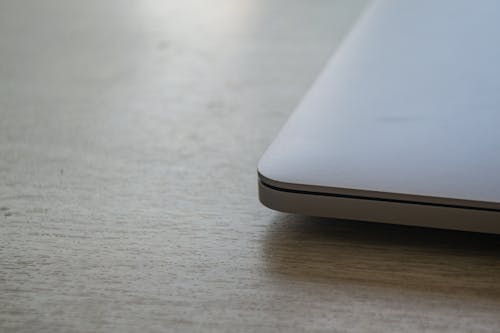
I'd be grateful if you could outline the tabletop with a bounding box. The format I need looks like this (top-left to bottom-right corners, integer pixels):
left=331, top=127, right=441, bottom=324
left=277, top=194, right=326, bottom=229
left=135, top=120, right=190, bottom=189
left=1, top=1, right=500, bottom=332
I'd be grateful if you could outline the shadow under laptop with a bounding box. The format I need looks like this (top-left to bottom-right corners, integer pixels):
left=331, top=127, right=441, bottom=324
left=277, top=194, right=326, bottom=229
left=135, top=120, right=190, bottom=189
left=262, top=214, right=500, bottom=300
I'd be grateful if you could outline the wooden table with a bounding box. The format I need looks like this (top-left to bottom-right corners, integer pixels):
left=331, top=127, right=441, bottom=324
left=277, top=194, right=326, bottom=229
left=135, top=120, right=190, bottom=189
left=1, top=1, right=500, bottom=332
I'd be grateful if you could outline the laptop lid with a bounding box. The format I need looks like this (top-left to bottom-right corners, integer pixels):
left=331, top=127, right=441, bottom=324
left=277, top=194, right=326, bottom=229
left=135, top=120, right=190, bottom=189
left=258, top=0, right=500, bottom=211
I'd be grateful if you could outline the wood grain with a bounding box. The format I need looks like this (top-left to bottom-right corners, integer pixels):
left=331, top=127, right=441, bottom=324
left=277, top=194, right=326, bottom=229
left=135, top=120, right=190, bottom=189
left=1, top=0, right=500, bottom=332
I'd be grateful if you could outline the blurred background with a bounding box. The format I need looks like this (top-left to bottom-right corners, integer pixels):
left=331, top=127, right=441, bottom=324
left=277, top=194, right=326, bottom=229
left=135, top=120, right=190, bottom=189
left=0, top=0, right=366, bottom=224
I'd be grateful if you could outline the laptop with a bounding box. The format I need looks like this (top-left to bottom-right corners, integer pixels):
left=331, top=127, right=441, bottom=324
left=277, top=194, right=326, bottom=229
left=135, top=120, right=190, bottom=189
left=257, top=0, right=500, bottom=234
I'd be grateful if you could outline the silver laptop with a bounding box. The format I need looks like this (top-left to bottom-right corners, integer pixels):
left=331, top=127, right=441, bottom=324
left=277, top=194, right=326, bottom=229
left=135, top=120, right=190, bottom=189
left=258, top=0, right=500, bottom=234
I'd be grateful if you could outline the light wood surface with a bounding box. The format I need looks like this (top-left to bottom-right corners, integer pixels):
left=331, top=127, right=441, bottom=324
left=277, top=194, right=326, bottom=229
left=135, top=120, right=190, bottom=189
left=1, top=1, right=500, bottom=332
